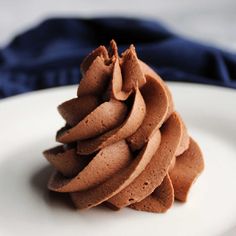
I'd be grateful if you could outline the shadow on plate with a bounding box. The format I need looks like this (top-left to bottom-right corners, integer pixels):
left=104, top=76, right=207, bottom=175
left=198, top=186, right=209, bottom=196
left=30, top=164, right=75, bottom=210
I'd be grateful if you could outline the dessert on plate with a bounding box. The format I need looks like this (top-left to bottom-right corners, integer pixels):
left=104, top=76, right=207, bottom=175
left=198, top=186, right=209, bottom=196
left=43, top=40, right=204, bottom=213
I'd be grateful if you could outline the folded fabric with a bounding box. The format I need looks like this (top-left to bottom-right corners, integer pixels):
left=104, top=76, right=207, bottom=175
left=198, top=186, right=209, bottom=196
left=0, top=17, right=235, bottom=98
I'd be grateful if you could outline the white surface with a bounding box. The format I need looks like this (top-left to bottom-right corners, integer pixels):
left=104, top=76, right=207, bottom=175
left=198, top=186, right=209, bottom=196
left=0, top=0, right=236, bottom=51
left=0, top=83, right=236, bottom=236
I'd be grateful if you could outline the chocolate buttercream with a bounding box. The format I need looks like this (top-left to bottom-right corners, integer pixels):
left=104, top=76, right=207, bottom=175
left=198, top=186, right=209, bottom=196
left=43, top=40, right=204, bottom=213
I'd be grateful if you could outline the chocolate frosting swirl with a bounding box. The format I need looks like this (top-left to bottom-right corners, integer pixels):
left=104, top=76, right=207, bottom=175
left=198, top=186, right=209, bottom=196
left=43, top=40, right=204, bottom=213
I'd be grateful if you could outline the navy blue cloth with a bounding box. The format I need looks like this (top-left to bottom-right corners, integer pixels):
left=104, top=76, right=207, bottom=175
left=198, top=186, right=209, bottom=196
left=0, top=17, right=236, bottom=98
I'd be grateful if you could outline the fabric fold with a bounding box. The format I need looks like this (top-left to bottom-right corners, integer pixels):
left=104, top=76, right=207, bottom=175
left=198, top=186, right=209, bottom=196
left=0, top=17, right=235, bottom=98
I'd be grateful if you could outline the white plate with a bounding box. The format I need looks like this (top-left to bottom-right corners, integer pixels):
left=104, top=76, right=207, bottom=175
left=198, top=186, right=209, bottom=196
left=0, top=83, right=236, bottom=236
